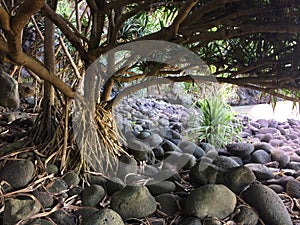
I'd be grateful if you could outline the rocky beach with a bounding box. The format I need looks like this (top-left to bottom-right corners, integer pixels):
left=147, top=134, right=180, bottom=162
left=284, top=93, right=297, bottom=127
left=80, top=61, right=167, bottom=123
left=0, top=94, right=300, bottom=225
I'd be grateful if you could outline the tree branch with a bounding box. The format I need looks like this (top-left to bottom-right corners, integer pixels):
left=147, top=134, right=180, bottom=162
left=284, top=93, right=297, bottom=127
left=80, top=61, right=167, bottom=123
left=0, top=39, right=75, bottom=98
left=11, top=0, right=45, bottom=33
left=42, top=3, right=90, bottom=64
left=0, top=7, right=12, bottom=33
left=171, top=0, right=198, bottom=35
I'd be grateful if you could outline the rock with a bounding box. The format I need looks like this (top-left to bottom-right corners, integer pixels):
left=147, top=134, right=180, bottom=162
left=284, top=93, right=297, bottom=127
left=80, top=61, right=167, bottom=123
left=269, top=139, right=284, bottom=147
left=202, top=218, right=222, bottom=225
left=152, top=146, right=164, bottom=160
left=145, top=133, right=163, bottom=147
left=0, top=160, right=35, bottom=190
left=161, top=139, right=182, bottom=152
left=286, top=180, right=300, bottom=198
left=212, top=155, right=240, bottom=170
left=185, top=184, right=236, bottom=220
left=2, top=113, right=16, bottom=123
left=147, top=181, right=176, bottom=195
left=3, top=198, right=41, bottom=225
left=178, top=153, right=197, bottom=170
left=105, top=177, right=125, bottom=195
left=268, top=184, right=285, bottom=193
left=62, top=171, right=80, bottom=187
left=178, top=217, right=202, bottom=225
left=256, top=119, right=269, bottom=127
left=189, top=163, right=219, bottom=186
left=245, top=163, right=274, bottom=180
left=258, top=127, right=280, bottom=135
left=254, top=142, right=273, bottom=153
left=81, top=209, right=124, bottom=225
left=155, top=193, right=179, bottom=216
left=81, top=184, right=106, bottom=207
left=271, top=149, right=290, bottom=168
left=110, top=186, right=157, bottom=220
left=198, top=142, right=216, bottom=152
left=287, top=162, right=300, bottom=170
left=28, top=219, right=55, bottom=225
left=46, top=164, right=59, bottom=174
left=226, top=143, right=255, bottom=157
left=179, top=141, right=205, bottom=158
left=219, top=166, right=256, bottom=194
left=50, top=210, right=76, bottom=225
left=0, top=72, right=20, bottom=108
left=243, top=183, right=293, bottom=225
left=251, top=149, right=271, bottom=164
left=33, top=191, right=54, bottom=208
left=258, top=133, right=273, bottom=142
left=265, top=176, right=294, bottom=187
left=127, top=139, right=155, bottom=163
left=47, top=179, right=68, bottom=194
left=233, top=205, right=259, bottom=225
left=116, top=155, right=138, bottom=180
left=229, top=156, right=243, bottom=166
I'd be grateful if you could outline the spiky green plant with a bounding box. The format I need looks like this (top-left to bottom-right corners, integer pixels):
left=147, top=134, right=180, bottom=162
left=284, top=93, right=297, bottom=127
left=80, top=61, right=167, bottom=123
left=196, top=93, right=242, bottom=148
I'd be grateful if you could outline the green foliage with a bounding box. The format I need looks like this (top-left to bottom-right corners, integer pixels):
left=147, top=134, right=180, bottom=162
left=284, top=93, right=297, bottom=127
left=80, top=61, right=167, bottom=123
left=195, top=93, right=242, bottom=148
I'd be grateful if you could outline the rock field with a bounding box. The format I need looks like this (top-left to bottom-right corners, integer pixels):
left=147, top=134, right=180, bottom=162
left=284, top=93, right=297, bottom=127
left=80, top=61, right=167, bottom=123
left=0, top=95, right=300, bottom=225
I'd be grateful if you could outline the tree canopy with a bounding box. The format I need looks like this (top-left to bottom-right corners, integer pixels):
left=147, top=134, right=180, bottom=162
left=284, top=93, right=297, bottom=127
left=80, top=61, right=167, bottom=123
left=0, top=0, right=299, bottom=103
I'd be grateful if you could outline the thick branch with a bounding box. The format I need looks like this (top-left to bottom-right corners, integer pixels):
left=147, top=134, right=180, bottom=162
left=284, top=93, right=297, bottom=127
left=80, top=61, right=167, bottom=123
left=0, top=7, right=12, bottom=33
left=171, top=0, right=198, bottom=35
left=11, top=0, right=45, bottom=33
left=0, top=39, right=75, bottom=98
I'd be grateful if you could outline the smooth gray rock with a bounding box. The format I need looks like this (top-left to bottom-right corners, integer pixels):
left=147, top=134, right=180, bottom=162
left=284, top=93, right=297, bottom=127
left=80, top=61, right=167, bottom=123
left=226, top=143, right=254, bottom=157
left=271, top=149, right=290, bottom=168
left=116, top=155, right=138, bottom=180
left=50, top=210, right=76, bottom=225
left=161, top=139, right=182, bottom=152
left=189, top=163, right=219, bottom=186
left=155, top=193, right=179, bottom=216
left=185, top=184, right=236, bottom=219
left=0, top=160, right=35, bottom=190
left=286, top=180, right=300, bottom=198
left=110, top=186, right=157, bottom=220
left=62, top=171, right=80, bottom=187
left=243, top=183, right=293, bottom=225
left=0, top=72, right=20, bottom=108
left=47, top=179, right=68, bottom=194
left=219, top=166, right=256, bottom=194
left=254, top=142, right=273, bottom=153
left=81, top=184, right=106, bottom=207
left=33, top=191, right=54, bottom=208
left=179, top=141, right=205, bottom=158
left=233, top=205, right=258, bottom=225
left=145, top=133, right=163, bottom=147
left=127, top=139, right=155, bottom=163
left=213, top=155, right=240, bottom=170
left=245, top=163, right=274, bottom=180
left=178, top=217, right=202, bottom=225
left=3, top=198, right=41, bottom=225
left=81, top=209, right=124, bottom=225
left=178, top=153, right=197, bottom=170
left=251, top=149, right=271, bottom=164
left=147, top=181, right=176, bottom=195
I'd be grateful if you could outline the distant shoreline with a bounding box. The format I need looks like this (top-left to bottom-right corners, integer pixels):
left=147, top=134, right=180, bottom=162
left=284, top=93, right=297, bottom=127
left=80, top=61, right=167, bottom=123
left=232, top=101, right=300, bottom=122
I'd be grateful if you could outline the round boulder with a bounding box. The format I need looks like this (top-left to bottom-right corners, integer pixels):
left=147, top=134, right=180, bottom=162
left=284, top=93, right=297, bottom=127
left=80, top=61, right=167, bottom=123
left=110, top=186, right=157, bottom=220
left=0, top=160, right=35, bottom=190
left=243, top=183, right=293, bottom=225
left=185, top=184, right=236, bottom=219
left=82, top=209, right=124, bottom=225
left=226, top=143, right=254, bottom=157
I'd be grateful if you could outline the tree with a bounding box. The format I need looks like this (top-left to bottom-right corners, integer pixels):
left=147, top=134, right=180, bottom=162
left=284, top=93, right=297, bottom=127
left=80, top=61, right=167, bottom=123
left=0, top=0, right=299, bottom=172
